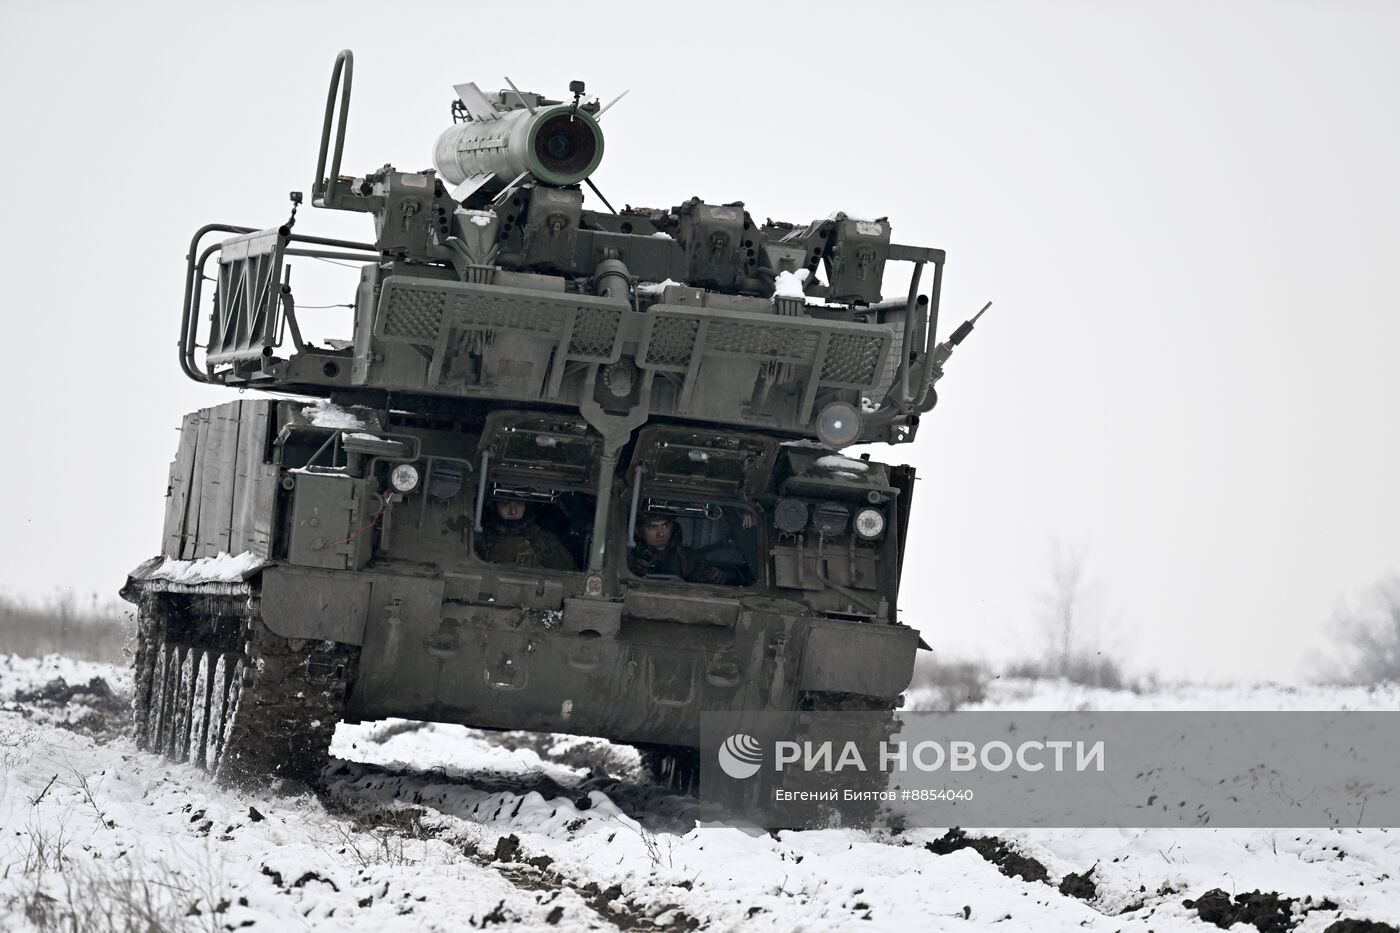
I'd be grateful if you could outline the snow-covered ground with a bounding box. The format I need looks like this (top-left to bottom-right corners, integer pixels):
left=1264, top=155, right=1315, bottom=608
left=2, top=653, right=1397, bottom=932
left=933, top=676, right=1400, bottom=712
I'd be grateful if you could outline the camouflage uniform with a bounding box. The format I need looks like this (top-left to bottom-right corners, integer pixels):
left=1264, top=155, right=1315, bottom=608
left=479, top=517, right=576, bottom=571
left=628, top=539, right=729, bottom=584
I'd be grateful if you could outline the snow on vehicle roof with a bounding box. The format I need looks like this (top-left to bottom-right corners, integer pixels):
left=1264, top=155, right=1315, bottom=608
left=302, top=398, right=366, bottom=430
left=456, top=208, right=497, bottom=228
left=636, top=278, right=684, bottom=297
left=149, top=551, right=264, bottom=584
left=772, top=269, right=809, bottom=299
left=827, top=210, right=886, bottom=223
left=814, top=454, right=870, bottom=473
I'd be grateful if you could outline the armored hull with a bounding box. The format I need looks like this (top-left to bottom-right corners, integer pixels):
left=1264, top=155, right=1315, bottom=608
left=125, top=397, right=917, bottom=785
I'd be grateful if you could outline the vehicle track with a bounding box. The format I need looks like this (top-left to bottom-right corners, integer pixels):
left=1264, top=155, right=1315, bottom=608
left=323, top=756, right=741, bottom=836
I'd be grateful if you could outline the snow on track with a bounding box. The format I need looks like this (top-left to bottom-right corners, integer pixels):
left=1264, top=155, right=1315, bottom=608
left=3, top=653, right=1398, bottom=931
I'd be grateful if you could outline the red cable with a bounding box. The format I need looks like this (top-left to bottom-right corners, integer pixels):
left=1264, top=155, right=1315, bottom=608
left=323, top=500, right=388, bottom=550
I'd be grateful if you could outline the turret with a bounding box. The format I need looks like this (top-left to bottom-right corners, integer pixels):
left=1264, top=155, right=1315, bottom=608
left=180, top=51, right=979, bottom=450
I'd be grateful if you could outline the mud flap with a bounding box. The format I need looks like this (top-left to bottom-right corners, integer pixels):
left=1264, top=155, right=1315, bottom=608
left=798, top=622, right=919, bottom=698
left=260, top=566, right=372, bottom=645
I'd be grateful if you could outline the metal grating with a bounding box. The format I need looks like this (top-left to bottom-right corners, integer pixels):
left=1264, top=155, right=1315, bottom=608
left=379, top=288, right=446, bottom=343
left=568, top=306, right=622, bottom=360
left=820, top=333, right=886, bottom=387
left=447, top=298, right=561, bottom=335
left=707, top=321, right=819, bottom=361
left=643, top=317, right=699, bottom=368
left=377, top=282, right=624, bottom=365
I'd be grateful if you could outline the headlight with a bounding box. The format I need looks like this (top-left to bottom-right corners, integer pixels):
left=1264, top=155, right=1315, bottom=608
left=389, top=462, right=421, bottom=494
left=816, top=401, right=863, bottom=448
left=853, top=507, right=886, bottom=539
left=813, top=502, right=850, bottom=537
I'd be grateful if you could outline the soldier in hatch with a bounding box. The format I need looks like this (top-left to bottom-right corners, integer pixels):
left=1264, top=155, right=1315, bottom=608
left=628, top=512, right=729, bottom=585
left=478, top=499, right=576, bottom=571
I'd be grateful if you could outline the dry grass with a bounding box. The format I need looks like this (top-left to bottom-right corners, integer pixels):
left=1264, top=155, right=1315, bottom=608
left=905, top=653, right=1152, bottom=710
left=905, top=657, right=993, bottom=711
left=322, top=800, right=452, bottom=869
left=1004, top=653, right=1135, bottom=691
left=6, top=818, right=228, bottom=933
left=0, top=591, right=131, bottom=664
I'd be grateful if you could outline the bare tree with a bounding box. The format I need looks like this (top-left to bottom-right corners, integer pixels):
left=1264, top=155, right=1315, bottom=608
left=1042, top=542, right=1089, bottom=676
left=1328, top=574, right=1400, bottom=684
left=1020, top=541, right=1128, bottom=689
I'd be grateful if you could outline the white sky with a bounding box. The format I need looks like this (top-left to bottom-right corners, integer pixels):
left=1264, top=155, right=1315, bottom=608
left=2, top=1, right=1396, bottom=681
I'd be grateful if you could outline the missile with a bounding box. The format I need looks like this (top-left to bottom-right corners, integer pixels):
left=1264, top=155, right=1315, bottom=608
left=433, top=81, right=604, bottom=201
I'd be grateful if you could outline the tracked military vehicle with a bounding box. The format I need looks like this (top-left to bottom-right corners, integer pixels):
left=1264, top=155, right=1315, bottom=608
left=122, top=51, right=986, bottom=798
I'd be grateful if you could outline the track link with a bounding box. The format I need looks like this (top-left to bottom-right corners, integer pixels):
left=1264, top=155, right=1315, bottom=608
left=131, top=583, right=359, bottom=784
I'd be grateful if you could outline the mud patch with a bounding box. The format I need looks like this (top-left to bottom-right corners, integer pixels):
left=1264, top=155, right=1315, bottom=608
left=925, top=828, right=1049, bottom=883
left=334, top=795, right=700, bottom=931
left=329, top=759, right=728, bottom=836
left=1183, top=888, right=1339, bottom=932
left=1323, top=921, right=1400, bottom=933
left=494, top=833, right=522, bottom=863
left=1058, top=865, right=1098, bottom=900
left=10, top=675, right=128, bottom=737
left=321, top=798, right=444, bottom=842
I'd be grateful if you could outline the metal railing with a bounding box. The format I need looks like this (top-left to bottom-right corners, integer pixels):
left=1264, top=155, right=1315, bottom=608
left=180, top=224, right=378, bottom=384
left=313, top=49, right=354, bottom=209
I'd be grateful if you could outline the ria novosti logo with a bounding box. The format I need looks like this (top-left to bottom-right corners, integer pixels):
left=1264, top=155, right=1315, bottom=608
left=716, top=732, right=1107, bottom=780
left=717, top=733, right=763, bottom=779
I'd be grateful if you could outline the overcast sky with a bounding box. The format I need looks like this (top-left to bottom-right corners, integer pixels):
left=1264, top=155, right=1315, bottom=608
left=2, top=0, right=1396, bottom=681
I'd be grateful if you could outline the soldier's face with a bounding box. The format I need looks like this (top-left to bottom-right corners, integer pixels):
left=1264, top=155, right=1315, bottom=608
left=640, top=518, right=672, bottom=548
left=495, top=500, right=526, bottom=521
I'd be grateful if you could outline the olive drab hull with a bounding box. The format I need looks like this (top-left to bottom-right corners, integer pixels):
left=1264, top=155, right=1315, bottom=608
left=125, top=51, right=987, bottom=805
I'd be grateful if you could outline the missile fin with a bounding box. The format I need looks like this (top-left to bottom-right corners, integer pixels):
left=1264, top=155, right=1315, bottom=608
left=452, top=82, right=499, bottom=121
left=502, top=76, right=537, bottom=116
left=596, top=89, right=630, bottom=119
left=451, top=173, right=497, bottom=202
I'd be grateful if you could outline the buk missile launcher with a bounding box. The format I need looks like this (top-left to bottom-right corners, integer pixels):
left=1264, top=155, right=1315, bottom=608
left=124, top=51, right=987, bottom=808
